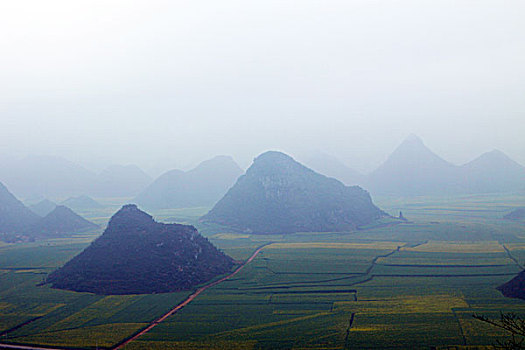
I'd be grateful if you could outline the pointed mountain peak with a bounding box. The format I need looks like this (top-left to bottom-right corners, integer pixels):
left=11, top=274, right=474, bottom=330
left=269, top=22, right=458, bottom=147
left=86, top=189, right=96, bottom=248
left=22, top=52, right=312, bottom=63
left=202, top=151, right=385, bottom=234
left=394, top=134, right=432, bottom=154
left=385, top=134, right=452, bottom=165
left=402, top=133, right=424, bottom=145
left=30, top=204, right=98, bottom=237
left=204, top=155, right=237, bottom=164
left=244, top=151, right=316, bottom=180
left=135, top=156, right=242, bottom=210
left=249, top=151, right=303, bottom=173
left=480, top=149, right=514, bottom=162
left=29, top=199, right=57, bottom=217
left=61, top=195, right=103, bottom=210
left=473, top=149, right=508, bottom=161
left=379, top=134, right=451, bottom=167
left=49, top=205, right=76, bottom=216
left=107, top=204, right=155, bottom=229
left=41, top=205, right=97, bottom=227
left=256, top=150, right=294, bottom=161
left=192, top=155, right=243, bottom=173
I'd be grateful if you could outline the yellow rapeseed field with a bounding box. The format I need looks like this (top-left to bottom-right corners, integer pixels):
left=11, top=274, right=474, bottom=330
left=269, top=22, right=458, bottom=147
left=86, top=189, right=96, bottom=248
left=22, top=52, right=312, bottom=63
left=266, top=242, right=403, bottom=250
left=402, top=241, right=504, bottom=253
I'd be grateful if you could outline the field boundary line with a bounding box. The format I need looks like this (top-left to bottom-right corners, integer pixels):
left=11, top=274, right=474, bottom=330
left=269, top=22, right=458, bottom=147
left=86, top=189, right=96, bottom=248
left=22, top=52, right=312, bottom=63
left=452, top=308, right=467, bottom=346
left=343, top=313, right=355, bottom=349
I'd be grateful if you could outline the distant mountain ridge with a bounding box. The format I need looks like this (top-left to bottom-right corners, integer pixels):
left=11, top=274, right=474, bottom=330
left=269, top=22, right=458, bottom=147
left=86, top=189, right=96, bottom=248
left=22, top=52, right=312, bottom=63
left=0, top=155, right=152, bottom=199
left=300, top=152, right=364, bottom=186
left=29, top=199, right=57, bottom=217
left=47, top=204, right=234, bottom=294
left=366, top=135, right=525, bottom=196
left=135, top=156, right=243, bottom=209
left=61, top=195, right=103, bottom=211
left=202, top=151, right=387, bottom=234
left=0, top=182, right=97, bottom=240
left=29, top=205, right=98, bottom=237
left=459, top=150, right=525, bottom=194
left=93, top=164, right=152, bottom=197
left=0, top=182, right=41, bottom=234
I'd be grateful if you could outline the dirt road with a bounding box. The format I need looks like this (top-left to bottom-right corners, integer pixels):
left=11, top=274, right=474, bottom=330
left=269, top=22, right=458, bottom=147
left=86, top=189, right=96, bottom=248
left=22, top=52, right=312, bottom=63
left=0, top=243, right=271, bottom=350
left=112, top=242, right=271, bottom=349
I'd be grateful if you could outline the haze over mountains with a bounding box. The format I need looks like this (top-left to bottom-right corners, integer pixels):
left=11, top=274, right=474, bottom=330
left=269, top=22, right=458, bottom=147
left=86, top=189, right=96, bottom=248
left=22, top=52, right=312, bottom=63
left=47, top=204, right=234, bottom=294
left=29, top=199, right=57, bottom=217
left=365, top=135, right=525, bottom=196
left=135, top=156, right=243, bottom=209
left=0, top=182, right=97, bottom=240
left=0, top=182, right=41, bottom=234
left=459, top=150, right=525, bottom=194
left=300, top=152, right=364, bottom=186
left=95, top=165, right=153, bottom=197
left=61, top=195, right=104, bottom=211
left=306, top=135, right=525, bottom=197
left=366, top=135, right=460, bottom=196
left=0, top=156, right=152, bottom=199
left=30, top=205, right=98, bottom=237
left=202, top=151, right=386, bottom=234
left=1, top=135, right=523, bottom=205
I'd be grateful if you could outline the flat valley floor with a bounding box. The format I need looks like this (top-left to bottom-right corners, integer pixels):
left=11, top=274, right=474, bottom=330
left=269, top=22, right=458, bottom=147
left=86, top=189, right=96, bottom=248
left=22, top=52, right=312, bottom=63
left=1, top=194, right=525, bottom=349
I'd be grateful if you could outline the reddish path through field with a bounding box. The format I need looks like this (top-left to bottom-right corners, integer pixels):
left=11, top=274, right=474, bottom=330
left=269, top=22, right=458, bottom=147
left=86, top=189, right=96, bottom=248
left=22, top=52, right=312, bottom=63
left=112, top=242, right=272, bottom=349
left=0, top=243, right=271, bottom=350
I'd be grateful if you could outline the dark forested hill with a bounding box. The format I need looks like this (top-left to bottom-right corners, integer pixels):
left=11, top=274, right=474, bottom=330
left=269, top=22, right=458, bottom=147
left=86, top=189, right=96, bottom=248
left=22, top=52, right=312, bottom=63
left=498, top=271, right=525, bottom=300
left=47, top=204, right=234, bottom=294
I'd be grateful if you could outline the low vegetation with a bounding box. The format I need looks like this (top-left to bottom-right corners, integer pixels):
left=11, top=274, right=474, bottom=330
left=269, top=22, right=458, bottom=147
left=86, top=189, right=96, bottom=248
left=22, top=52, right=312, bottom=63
left=0, top=194, right=523, bottom=349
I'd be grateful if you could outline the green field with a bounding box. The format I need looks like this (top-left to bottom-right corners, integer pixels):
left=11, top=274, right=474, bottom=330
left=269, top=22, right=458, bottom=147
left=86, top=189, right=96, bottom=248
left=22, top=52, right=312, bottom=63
left=0, top=194, right=524, bottom=349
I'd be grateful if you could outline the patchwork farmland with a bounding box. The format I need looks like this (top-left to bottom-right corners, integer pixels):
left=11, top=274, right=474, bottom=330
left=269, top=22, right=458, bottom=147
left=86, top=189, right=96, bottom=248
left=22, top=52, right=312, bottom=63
left=0, top=194, right=524, bottom=349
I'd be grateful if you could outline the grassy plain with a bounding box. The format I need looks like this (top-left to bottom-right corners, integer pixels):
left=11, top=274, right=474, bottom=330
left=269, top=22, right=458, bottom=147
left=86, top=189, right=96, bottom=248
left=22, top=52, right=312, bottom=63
left=0, top=194, right=523, bottom=349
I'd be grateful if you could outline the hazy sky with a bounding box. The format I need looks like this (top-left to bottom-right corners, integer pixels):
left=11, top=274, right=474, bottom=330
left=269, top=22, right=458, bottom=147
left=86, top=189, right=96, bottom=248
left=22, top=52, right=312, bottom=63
left=1, top=0, right=524, bottom=175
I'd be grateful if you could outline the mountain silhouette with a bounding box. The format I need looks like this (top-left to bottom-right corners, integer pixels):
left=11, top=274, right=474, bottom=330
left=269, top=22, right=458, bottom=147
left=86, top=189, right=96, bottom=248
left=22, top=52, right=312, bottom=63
left=135, top=156, right=243, bottom=209
left=202, top=151, right=386, bottom=234
left=498, top=271, right=525, bottom=300
left=301, top=152, right=364, bottom=186
left=46, top=204, right=234, bottom=294
left=29, top=199, right=57, bottom=217
left=61, top=195, right=104, bottom=211
left=30, top=205, right=98, bottom=237
left=367, top=135, right=459, bottom=196
left=0, top=182, right=40, bottom=234
left=365, top=135, right=525, bottom=196
left=459, top=150, right=525, bottom=193
left=93, top=164, right=152, bottom=197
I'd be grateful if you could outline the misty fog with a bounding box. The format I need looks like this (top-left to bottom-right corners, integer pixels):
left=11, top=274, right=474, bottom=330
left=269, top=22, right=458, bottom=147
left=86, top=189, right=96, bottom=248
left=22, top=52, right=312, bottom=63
left=1, top=0, right=524, bottom=176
